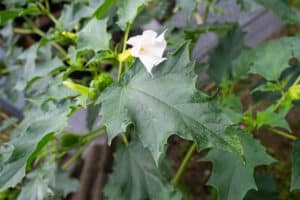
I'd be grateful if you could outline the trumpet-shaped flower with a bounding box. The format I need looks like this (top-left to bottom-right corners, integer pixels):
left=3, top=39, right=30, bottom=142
left=127, top=30, right=167, bottom=75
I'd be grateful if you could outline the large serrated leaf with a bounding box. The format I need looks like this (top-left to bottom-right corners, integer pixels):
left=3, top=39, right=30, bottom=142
left=99, top=43, right=243, bottom=161
left=77, top=18, right=111, bottom=52
left=235, top=35, right=300, bottom=81
left=208, top=25, right=246, bottom=84
left=255, top=0, right=300, bottom=24
left=291, top=139, right=300, bottom=190
left=0, top=103, right=71, bottom=191
left=117, top=0, right=151, bottom=30
left=205, top=128, right=275, bottom=200
left=104, top=139, right=179, bottom=200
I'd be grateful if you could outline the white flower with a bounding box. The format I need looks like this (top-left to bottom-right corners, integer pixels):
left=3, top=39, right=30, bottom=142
left=127, top=30, right=167, bottom=75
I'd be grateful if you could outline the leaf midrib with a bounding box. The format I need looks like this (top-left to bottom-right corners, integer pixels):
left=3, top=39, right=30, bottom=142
left=127, top=85, right=234, bottom=150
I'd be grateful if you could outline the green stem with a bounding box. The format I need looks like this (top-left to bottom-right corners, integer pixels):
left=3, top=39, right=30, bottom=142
left=47, top=12, right=59, bottom=25
left=62, top=127, right=107, bottom=169
left=14, top=28, right=35, bottom=34
left=203, top=0, right=213, bottom=22
left=117, top=24, right=131, bottom=82
left=117, top=24, right=131, bottom=146
left=23, top=16, right=67, bottom=57
left=267, top=127, right=297, bottom=141
left=0, top=66, right=22, bottom=75
left=172, top=142, right=197, bottom=187
left=172, top=2, right=213, bottom=186
left=62, top=146, right=85, bottom=169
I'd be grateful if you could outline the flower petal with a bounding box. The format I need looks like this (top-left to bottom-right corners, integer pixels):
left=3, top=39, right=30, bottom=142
left=139, top=53, right=166, bottom=74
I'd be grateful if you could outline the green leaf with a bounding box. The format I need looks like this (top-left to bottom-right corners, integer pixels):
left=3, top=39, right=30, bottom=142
left=236, top=0, right=261, bottom=11
left=208, top=25, right=246, bottom=84
left=58, top=0, right=107, bottom=31
left=0, top=10, right=20, bottom=26
left=17, top=169, right=53, bottom=200
left=93, top=0, right=116, bottom=19
left=99, top=43, right=243, bottom=161
left=117, top=0, right=150, bottom=30
left=256, top=106, right=290, bottom=131
left=0, top=118, right=17, bottom=132
left=245, top=35, right=300, bottom=81
left=87, top=104, right=101, bottom=130
left=176, top=0, right=197, bottom=21
left=205, top=128, right=275, bottom=200
left=48, top=168, right=79, bottom=197
left=16, top=44, right=63, bottom=91
left=245, top=174, right=280, bottom=200
left=158, top=187, right=182, bottom=200
left=77, top=18, right=111, bottom=52
left=291, top=139, right=300, bottom=190
left=104, top=139, right=178, bottom=200
left=255, top=0, right=300, bottom=24
left=0, top=102, right=71, bottom=191
left=184, top=22, right=235, bottom=45
left=26, top=75, right=77, bottom=105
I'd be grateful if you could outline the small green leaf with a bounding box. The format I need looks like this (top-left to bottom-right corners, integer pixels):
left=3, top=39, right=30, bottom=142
left=77, top=18, right=111, bottom=52
left=208, top=25, right=246, bottom=84
left=256, top=106, right=290, bottom=131
left=48, top=168, right=79, bottom=197
left=0, top=10, right=20, bottom=26
left=60, top=133, right=84, bottom=148
left=291, top=139, right=300, bottom=190
left=117, top=0, right=151, bottom=30
left=17, top=169, right=53, bottom=200
left=93, top=0, right=116, bottom=19
left=205, top=128, right=275, bottom=200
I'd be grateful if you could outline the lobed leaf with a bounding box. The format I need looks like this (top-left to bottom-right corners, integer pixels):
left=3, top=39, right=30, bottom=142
left=234, top=35, right=300, bottom=81
left=77, top=18, right=111, bottom=52
left=99, top=43, right=243, bottom=162
left=205, top=128, right=275, bottom=200
left=104, top=139, right=179, bottom=200
left=117, top=0, right=151, bottom=30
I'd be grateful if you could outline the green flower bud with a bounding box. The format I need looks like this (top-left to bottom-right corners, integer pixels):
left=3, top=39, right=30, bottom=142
left=91, top=73, right=114, bottom=92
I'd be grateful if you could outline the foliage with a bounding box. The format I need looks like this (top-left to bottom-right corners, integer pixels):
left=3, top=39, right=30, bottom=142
left=0, top=0, right=300, bottom=200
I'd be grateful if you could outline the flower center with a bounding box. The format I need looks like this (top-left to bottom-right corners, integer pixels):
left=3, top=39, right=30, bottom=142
left=139, top=47, right=145, bottom=53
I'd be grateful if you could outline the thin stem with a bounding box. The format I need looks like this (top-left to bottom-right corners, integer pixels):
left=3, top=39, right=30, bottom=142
left=267, top=127, right=297, bottom=141
left=172, top=1, right=212, bottom=187
left=14, top=28, right=35, bottom=34
left=117, top=24, right=131, bottom=146
left=47, top=12, right=59, bottom=25
left=0, top=66, right=22, bottom=75
left=23, top=16, right=67, bottom=57
left=0, top=112, right=18, bottom=128
left=62, top=147, right=85, bottom=169
left=62, top=127, right=107, bottom=169
left=172, top=142, right=197, bottom=187
left=117, top=24, right=131, bottom=82
left=122, top=133, right=129, bottom=146
left=203, top=0, right=213, bottom=23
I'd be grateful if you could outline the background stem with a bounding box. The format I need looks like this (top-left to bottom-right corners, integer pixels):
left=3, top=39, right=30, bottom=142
left=172, top=142, right=197, bottom=187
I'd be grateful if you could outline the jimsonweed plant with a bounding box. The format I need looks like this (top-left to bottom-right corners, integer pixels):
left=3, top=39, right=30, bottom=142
left=1, top=0, right=300, bottom=199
